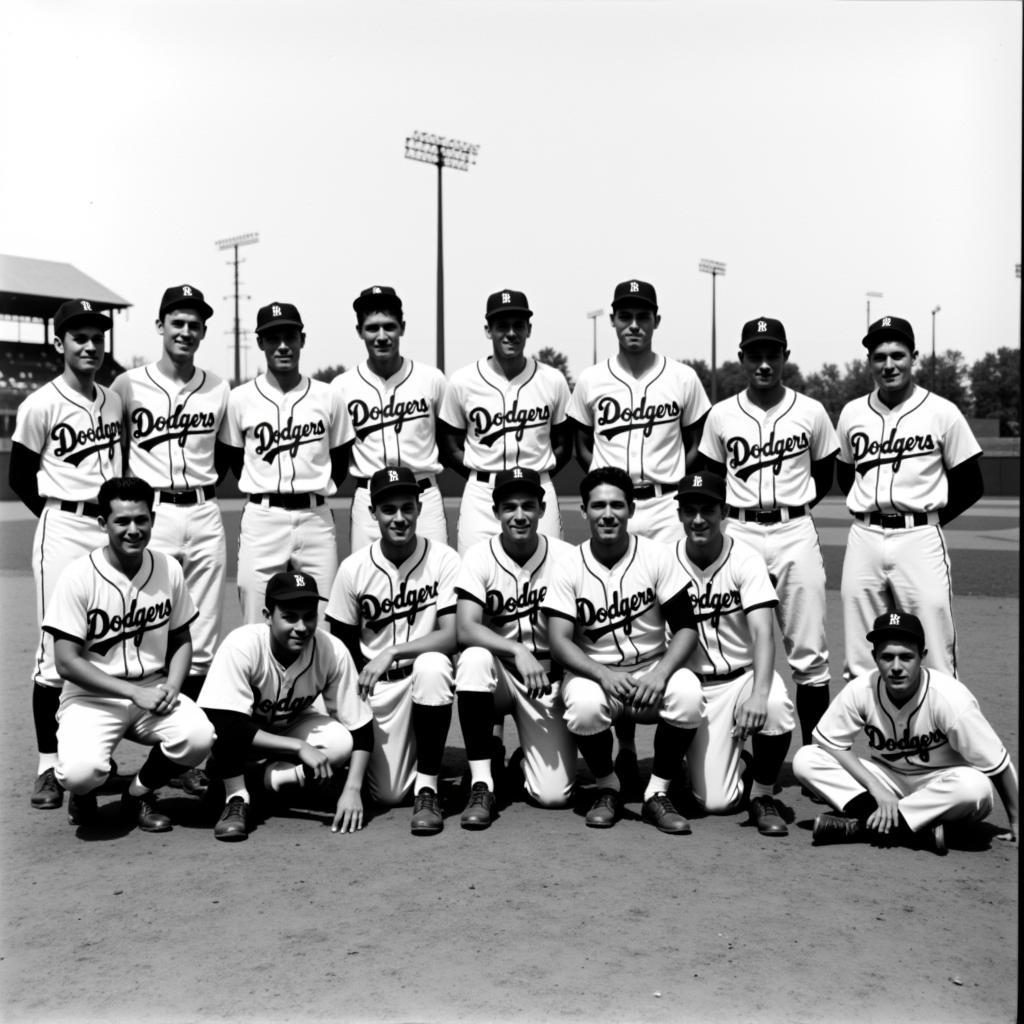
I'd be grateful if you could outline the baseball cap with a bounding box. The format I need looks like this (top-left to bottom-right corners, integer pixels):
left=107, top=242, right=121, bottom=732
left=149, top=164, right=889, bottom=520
left=862, top=316, right=915, bottom=352
left=159, top=284, right=213, bottom=321
left=486, top=289, right=532, bottom=320
left=369, top=466, right=421, bottom=504
left=492, top=467, right=546, bottom=505
left=866, top=610, right=926, bottom=650
left=740, top=316, right=788, bottom=349
left=265, top=570, right=326, bottom=605
left=353, top=285, right=403, bottom=318
left=611, top=279, right=658, bottom=312
left=53, top=299, right=112, bottom=336
left=676, top=471, right=727, bottom=503
left=255, top=302, right=304, bottom=335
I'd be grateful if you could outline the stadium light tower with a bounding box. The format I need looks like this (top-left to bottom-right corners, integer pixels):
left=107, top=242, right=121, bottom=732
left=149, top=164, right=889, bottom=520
left=586, top=308, right=603, bottom=364
left=931, top=305, right=941, bottom=390
left=698, top=259, right=726, bottom=402
left=866, top=290, right=883, bottom=331
left=404, top=131, right=480, bottom=373
left=215, top=232, right=259, bottom=386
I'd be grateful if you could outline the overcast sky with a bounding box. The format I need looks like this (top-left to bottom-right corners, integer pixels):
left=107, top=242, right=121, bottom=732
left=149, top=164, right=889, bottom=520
left=2, top=0, right=1020, bottom=385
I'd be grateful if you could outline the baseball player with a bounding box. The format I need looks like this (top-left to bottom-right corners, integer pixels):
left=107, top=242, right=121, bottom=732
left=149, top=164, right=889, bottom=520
left=836, top=316, right=983, bottom=680
left=671, top=472, right=795, bottom=836
left=332, top=285, right=449, bottom=550
left=438, top=289, right=571, bottom=553
left=220, top=301, right=354, bottom=623
left=9, top=299, right=123, bottom=812
left=197, top=571, right=374, bottom=841
left=42, top=476, right=214, bottom=832
left=698, top=316, right=838, bottom=746
left=454, top=467, right=577, bottom=828
left=544, top=467, right=703, bottom=834
left=794, top=611, right=1018, bottom=851
left=325, top=467, right=459, bottom=835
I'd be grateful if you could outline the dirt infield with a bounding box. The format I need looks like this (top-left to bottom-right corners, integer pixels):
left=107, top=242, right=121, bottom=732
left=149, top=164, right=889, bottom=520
left=0, top=507, right=1018, bottom=1023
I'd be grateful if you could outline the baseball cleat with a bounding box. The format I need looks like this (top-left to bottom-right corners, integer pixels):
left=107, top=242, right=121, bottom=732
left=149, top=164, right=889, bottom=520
left=31, top=768, right=64, bottom=809
left=121, top=790, right=172, bottom=833
left=410, top=787, right=444, bottom=835
left=749, top=796, right=789, bottom=836
left=585, top=788, right=621, bottom=829
left=214, top=797, right=250, bottom=842
left=642, top=793, right=692, bottom=835
left=460, top=782, right=496, bottom=830
left=67, top=792, right=99, bottom=827
left=168, top=765, right=209, bottom=797
left=812, top=811, right=862, bottom=845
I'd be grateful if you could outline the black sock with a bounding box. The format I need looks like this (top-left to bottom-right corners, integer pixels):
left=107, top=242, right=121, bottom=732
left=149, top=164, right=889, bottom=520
left=33, top=684, right=60, bottom=754
left=575, top=730, right=614, bottom=781
left=138, top=747, right=179, bottom=791
left=457, top=692, right=495, bottom=762
left=843, top=792, right=879, bottom=823
left=411, top=703, right=452, bottom=779
left=750, top=731, right=792, bottom=787
left=796, top=685, right=831, bottom=746
left=181, top=674, right=205, bottom=702
left=651, top=724, right=696, bottom=781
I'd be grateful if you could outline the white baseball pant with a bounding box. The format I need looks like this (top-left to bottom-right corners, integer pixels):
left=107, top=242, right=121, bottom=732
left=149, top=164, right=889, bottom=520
left=628, top=492, right=685, bottom=544
left=265, top=710, right=356, bottom=767
left=350, top=479, right=449, bottom=551
left=456, top=473, right=562, bottom=554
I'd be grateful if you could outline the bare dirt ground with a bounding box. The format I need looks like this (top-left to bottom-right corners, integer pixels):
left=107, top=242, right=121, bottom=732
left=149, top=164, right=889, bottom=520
left=0, top=501, right=1017, bottom=1024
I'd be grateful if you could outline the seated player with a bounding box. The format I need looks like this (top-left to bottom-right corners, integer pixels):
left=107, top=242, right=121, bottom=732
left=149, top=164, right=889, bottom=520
left=326, top=467, right=460, bottom=836
left=454, top=467, right=577, bottom=828
left=544, top=467, right=702, bottom=834
left=671, top=472, right=795, bottom=836
left=794, top=611, right=1019, bottom=852
left=43, top=477, right=214, bottom=833
left=197, top=571, right=373, bottom=842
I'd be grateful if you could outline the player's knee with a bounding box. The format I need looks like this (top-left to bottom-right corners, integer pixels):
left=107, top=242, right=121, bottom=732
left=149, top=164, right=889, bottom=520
left=661, top=669, right=704, bottom=727
left=763, top=682, right=796, bottom=733
left=164, top=718, right=216, bottom=767
left=791, top=743, right=820, bottom=784
left=317, top=722, right=355, bottom=766
left=946, top=767, right=995, bottom=814
left=526, top=774, right=575, bottom=809
left=55, top=757, right=107, bottom=795
left=562, top=681, right=612, bottom=735
left=454, top=647, right=497, bottom=694
left=410, top=652, right=455, bottom=705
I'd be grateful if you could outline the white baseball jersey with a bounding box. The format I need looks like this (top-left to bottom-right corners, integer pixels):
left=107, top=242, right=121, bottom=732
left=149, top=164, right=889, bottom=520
left=543, top=535, right=694, bottom=667
left=220, top=374, right=353, bottom=495
left=112, top=364, right=229, bottom=488
left=836, top=387, right=982, bottom=513
left=813, top=668, right=1010, bottom=779
left=439, top=357, right=569, bottom=473
left=672, top=535, right=778, bottom=677
left=568, top=355, right=710, bottom=484
left=12, top=378, right=123, bottom=500
left=699, top=388, right=838, bottom=508
left=331, top=359, right=445, bottom=478
left=455, top=534, right=573, bottom=669
left=326, top=537, right=461, bottom=663
left=42, top=548, right=197, bottom=698
left=198, top=623, right=372, bottom=732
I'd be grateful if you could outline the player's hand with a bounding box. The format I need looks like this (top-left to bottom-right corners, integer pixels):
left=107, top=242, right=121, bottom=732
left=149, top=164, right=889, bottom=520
left=331, top=787, right=365, bottom=834
left=733, top=692, right=768, bottom=740
left=864, top=791, right=901, bottom=835
left=631, top=668, right=668, bottom=710
left=513, top=648, right=550, bottom=697
left=358, top=651, right=395, bottom=699
left=297, top=743, right=333, bottom=781
left=133, top=683, right=179, bottom=716
left=598, top=667, right=636, bottom=702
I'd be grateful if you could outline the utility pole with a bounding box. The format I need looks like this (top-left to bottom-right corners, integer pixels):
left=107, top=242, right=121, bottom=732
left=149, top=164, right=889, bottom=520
left=587, top=308, right=603, bottom=364
left=699, top=259, right=727, bottom=402
left=215, top=232, right=259, bottom=385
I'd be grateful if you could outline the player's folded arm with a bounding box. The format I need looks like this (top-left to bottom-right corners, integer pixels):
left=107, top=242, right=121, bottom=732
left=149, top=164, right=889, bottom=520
left=8, top=442, right=44, bottom=517
left=329, top=442, right=353, bottom=488
left=216, top=441, right=244, bottom=483
left=436, top=420, right=469, bottom=478
left=569, top=418, right=594, bottom=470
left=940, top=455, right=984, bottom=525
left=810, top=453, right=837, bottom=507
left=835, top=459, right=855, bottom=495
left=203, top=708, right=260, bottom=746
left=328, top=620, right=368, bottom=671
left=662, top=590, right=697, bottom=634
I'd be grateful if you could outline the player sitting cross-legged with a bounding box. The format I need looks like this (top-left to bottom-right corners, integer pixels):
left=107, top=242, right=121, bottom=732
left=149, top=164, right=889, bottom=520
left=453, top=467, right=577, bottom=829
left=197, top=572, right=373, bottom=842
left=43, top=476, right=214, bottom=833
left=793, top=611, right=1019, bottom=853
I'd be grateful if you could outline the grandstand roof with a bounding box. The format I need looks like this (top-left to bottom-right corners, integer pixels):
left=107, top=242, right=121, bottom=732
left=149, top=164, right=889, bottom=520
left=0, top=254, right=131, bottom=323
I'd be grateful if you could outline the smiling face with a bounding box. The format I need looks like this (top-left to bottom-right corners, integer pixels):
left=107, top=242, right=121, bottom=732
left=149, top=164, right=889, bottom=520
left=257, top=327, right=305, bottom=377
left=678, top=499, right=725, bottom=552
left=873, top=639, right=925, bottom=707
left=101, top=498, right=153, bottom=564
left=611, top=305, right=660, bottom=357
left=869, top=340, right=915, bottom=403
left=358, top=310, right=405, bottom=375
left=582, top=483, right=633, bottom=547
left=485, top=313, right=532, bottom=363
left=265, top=601, right=319, bottom=662
left=371, top=492, right=421, bottom=546
left=158, top=308, right=207, bottom=365
left=55, top=326, right=106, bottom=378
left=495, top=491, right=544, bottom=546
left=740, top=342, right=788, bottom=397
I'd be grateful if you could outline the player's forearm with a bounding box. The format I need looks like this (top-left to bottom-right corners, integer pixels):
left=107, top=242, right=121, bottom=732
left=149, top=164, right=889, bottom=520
left=939, top=457, right=984, bottom=525
left=748, top=612, right=776, bottom=698
left=342, top=748, right=371, bottom=794
left=682, top=414, right=708, bottom=471
left=820, top=744, right=886, bottom=802
left=54, top=644, right=148, bottom=700
left=250, top=729, right=312, bottom=759
left=388, top=621, right=457, bottom=661
left=8, top=443, right=44, bottom=517
left=437, top=427, right=470, bottom=479
left=163, top=629, right=192, bottom=697
left=653, top=628, right=697, bottom=678
left=991, top=762, right=1019, bottom=828
left=549, top=630, right=608, bottom=685
left=810, top=455, right=836, bottom=507
left=573, top=427, right=594, bottom=471
left=457, top=616, right=522, bottom=661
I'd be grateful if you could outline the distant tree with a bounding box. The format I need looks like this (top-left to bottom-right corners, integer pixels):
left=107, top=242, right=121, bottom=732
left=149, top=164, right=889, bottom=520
left=803, top=362, right=845, bottom=421
left=682, top=359, right=711, bottom=395
left=535, top=347, right=573, bottom=389
left=917, top=350, right=971, bottom=412
left=970, top=347, right=1020, bottom=437
left=310, top=363, right=346, bottom=383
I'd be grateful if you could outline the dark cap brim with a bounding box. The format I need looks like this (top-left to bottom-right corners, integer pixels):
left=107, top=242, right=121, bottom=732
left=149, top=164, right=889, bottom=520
left=256, top=318, right=304, bottom=334
left=492, top=483, right=546, bottom=504
left=370, top=483, right=421, bottom=504
left=740, top=335, right=787, bottom=349
left=486, top=306, right=533, bottom=320
left=57, top=311, right=112, bottom=333
left=611, top=298, right=657, bottom=312
left=677, top=487, right=725, bottom=503
left=866, top=626, right=924, bottom=647
left=862, top=327, right=915, bottom=351
left=272, top=591, right=327, bottom=604
left=161, top=299, right=213, bottom=321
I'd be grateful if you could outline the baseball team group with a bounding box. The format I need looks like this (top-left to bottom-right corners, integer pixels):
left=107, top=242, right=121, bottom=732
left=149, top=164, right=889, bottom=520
left=10, top=277, right=1017, bottom=852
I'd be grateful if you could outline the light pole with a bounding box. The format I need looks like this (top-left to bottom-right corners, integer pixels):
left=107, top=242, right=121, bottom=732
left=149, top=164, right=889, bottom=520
left=404, top=131, right=480, bottom=373
left=215, top=232, right=259, bottom=386
left=931, top=305, right=941, bottom=390
left=866, top=291, right=883, bottom=331
left=586, top=308, right=603, bottom=364
left=699, top=259, right=726, bottom=402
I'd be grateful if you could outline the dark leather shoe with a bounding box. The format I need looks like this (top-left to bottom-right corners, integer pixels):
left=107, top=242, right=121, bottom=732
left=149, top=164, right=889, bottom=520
left=31, top=768, right=63, bottom=809
left=642, top=793, right=692, bottom=835
left=750, top=795, right=789, bottom=836
left=460, top=782, right=496, bottom=830
left=168, top=765, right=209, bottom=797
left=122, top=790, right=172, bottom=833
left=585, top=788, right=621, bottom=828
left=67, top=792, right=99, bottom=826
left=214, top=796, right=249, bottom=842
left=411, top=788, right=443, bottom=835
left=812, top=811, right=861, bottom=845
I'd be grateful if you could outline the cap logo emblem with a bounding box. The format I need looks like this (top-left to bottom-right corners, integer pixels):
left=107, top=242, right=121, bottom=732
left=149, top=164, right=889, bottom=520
left=513, top=468, right=523, bottom=479
left=80, top=301, right=93, bottom=312
left=692, top=475, right=703, bottom=487
left=757, top=320, right=767, bottom=332
left=882, top=317, right=892, bottom=328
left=502, top=292, right=511, bottom=304
left=889, top=613, right=901, bottom=625
left=629, top=281, right=639, bottom=293
left=182, top=286, right=193, bottom=296
left=272, top=305, right=282, bottom=317
left=388, top=470, right=399, bottom=482
left=372, top=287, right=381, bottom=294
left=293, top=573, right=306, bottom=587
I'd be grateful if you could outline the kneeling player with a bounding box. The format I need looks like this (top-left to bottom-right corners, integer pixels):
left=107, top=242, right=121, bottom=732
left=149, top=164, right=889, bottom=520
left=793, top=612, right=1018, bottom=852
left=198, top=572, right=373, bottom=842
left=454, top=468, right=577, bottom=828
left=44, top=477, right=214, bottom=833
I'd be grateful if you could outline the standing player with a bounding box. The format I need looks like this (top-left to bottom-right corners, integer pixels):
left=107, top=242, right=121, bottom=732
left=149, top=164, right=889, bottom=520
left=794, top=611, right=1018, bottom=851
left=9, top=299, right=123, bottom=811
left=698, top=316, right=837, bottom=746
left=671, top=472, right=795, bottom=836
left=220, top=301, right=354, bottom=623
left=544, top=467, right=703, bottom=834
left=332, top=285, right=448, bottom=549
left=325, top=467, right=459, bottom=835
left=197, top=571, right=373, bottom=841
left=438, top=289, right=571, bottom=553
left=42, top=477, right=214, bottom=832
left=454, top=467, right=577, bottom=828
left=836, top=316, right=983, bottom=680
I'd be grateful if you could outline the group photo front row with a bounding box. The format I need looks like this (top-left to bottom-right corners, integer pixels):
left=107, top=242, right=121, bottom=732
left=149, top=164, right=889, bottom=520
left=11, top=283, right=1017, bottom=853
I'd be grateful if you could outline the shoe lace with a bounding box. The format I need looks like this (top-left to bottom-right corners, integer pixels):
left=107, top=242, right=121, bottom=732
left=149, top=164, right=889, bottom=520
left=595, top=790, right=618, bottom=810
left=468, top=783, right=491, bottom=807
left=223, top=797, right=246, bottom=821
left=414, top=789, right=439, bottom=813
left=648, top=793, right=676, bottom=815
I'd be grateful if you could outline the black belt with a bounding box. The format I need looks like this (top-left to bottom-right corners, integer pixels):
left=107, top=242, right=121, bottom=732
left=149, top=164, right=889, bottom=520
left=354, top=477, right=433, bottom=492
left=729, top=505, right=807, bottom=525
left=157, top=485, right=216, bottom=506
left=250, top=493, right=326, bottom=509
left=696, top=666, right=748, bottom=684
left=58, top=500, right=100, bottom=517
left=379, top=664, right=413, bottom=682
left=855, top=511, right=930, bottom=529
left=474, top=471, right=493, bottom=483
left=633, top=482, right=677, bottom=501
